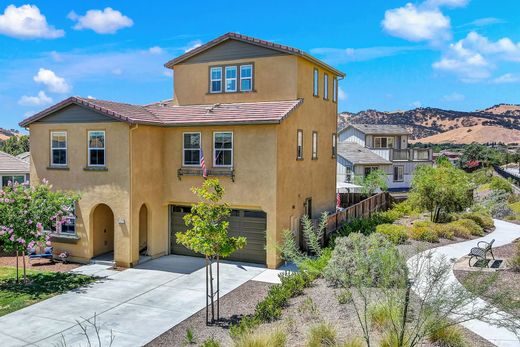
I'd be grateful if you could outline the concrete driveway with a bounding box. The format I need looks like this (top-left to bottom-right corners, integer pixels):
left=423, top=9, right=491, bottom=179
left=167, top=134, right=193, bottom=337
left=0, top=255, right=283, bottom=347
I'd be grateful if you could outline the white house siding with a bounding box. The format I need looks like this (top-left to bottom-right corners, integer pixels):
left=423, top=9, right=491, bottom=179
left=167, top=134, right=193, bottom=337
left=338, top=127, right=365, bottom=146
left=387, top=161, right=432, bottom=190
left=370, top=148, right=391, bottom=160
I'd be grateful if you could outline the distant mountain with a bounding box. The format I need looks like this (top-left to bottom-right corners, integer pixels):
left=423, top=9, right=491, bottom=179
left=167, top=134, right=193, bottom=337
left=0, top=128, right=21, bottom=142
left=338, top=104, right=520, bottom=144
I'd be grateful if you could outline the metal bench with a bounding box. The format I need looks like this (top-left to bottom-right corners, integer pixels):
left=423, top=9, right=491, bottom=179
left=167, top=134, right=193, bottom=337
left=468, top=239, right=495, bottom=267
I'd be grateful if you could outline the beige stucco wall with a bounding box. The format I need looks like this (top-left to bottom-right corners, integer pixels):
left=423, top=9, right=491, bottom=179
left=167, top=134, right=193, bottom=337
left=173, top=55, right=298, bottom=105
left=29, top=122, right=131, bottom=266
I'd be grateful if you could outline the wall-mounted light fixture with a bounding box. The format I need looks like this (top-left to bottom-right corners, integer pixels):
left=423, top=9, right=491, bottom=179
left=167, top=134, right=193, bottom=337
left=118, top=217, right=125, bottom=225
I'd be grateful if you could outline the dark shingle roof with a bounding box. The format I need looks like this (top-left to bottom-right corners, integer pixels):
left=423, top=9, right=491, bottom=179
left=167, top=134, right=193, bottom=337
left=337, top=142, right=392, bottom=165
left=19, top=97, right=303, bottom=127
left=0, top=151, right=30, bottom=173
left=348, top=124, right=411, bottom=135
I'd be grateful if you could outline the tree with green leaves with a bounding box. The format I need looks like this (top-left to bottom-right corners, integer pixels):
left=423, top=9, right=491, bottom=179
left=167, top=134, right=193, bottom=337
left=176, top=178, right=246, bottom=324
left=0, top=135, right=29, bottom=156
left=354, top=169, right=388, bottom=196
left=409, top=163, right=473, bottom=222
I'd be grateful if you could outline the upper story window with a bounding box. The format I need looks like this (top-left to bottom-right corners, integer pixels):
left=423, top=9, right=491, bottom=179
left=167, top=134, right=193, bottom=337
left=313, top=69, right=319, bottom=96
left=323, top=74, right=329, bottom=100
left=214, top=132, right=233, bottom=167
left=333, top=77, right=338, bottom=103
left=332, top=133, right=337, bottom=158
left=225, top=66, right=237, bottom=92
left=312, top=131, right=318, bottom=160
left=51, top=131, right=67, bottom=166
left=374, top=136, right=394, bottom=149
left=240, top=65, right=253, bottom=92
left=88, top=131, right=105, bottom=167
left=297, top=130, right=303, bottom=160
left=183, top=132, right=201, bottom=166
left=210, top=67, right=222, bottom=93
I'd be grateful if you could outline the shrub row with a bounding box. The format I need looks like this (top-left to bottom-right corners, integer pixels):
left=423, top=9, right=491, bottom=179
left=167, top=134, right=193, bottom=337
left=375, top=224, right=409, bottom=244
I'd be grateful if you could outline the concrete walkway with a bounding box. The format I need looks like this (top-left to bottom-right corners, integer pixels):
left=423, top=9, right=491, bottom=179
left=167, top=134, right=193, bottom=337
left=408, top=219, right=520, bottom=347
left=0, top=255, right=285, bottom=347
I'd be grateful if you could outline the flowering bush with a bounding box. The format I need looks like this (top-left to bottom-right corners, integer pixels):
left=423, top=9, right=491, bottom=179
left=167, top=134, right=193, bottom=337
left=0, top=179, right=79, bottom=282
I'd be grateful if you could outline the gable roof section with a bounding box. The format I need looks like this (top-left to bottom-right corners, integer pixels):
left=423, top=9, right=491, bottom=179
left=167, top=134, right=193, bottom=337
left=19, top=96, right=303, bottom=128
left=0, top=151, right=30, bottom=173
left=165, top=32, right=345, bottom=77
left=337, top=142, right=392, bottom=165
left=345, top=124, right=411, bottom=136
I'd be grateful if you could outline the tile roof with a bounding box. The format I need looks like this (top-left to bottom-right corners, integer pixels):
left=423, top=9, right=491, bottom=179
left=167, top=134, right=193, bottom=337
left=19, top=97, right=304, bottom=127
left=164, top=32, right=345, bottom=77
left=0, top=151, right=30, bottom=173
left=347, top=124, right=411, bottom=135
left=337, top=142, right=392, bottom=165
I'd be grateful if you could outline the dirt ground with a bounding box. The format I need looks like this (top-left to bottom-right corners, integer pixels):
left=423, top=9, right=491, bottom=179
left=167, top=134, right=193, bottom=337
left=0, top=254, right=81, bottom=272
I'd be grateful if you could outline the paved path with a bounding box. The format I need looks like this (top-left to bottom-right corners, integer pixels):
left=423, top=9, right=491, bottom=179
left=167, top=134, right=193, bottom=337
left=0, top=255, right=284, bottom=347
left=408, top=219, right=520, bottom=347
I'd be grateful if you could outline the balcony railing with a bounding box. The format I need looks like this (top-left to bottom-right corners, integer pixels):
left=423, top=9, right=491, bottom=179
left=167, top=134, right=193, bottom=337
left=392, top=149, right=410, bottom=161
left=412, top=148, right=431, bottom=161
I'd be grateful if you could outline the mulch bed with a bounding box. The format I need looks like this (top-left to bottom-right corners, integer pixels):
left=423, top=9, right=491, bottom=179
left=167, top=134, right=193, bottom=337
left=0, top=255, right=80, bottom=272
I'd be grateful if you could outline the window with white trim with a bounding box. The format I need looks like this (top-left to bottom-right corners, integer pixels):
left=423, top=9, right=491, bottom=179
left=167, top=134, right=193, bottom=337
left=332, top=133, right=337, bottom=158
left=393, top=165, right=404, bottom=182
left=225, top=66, right=237, bottom=92
left=240, top=65, right=253, bottom=91
left=210, top=67, right=222, bottom=93
left=312, top=131, right=318, bottom=159
left=333, top=77, right=338, bottom=102
left=323, top=74, right=329, bottom=100
left=297, top=130, right=303, bottom=160
left=51, top=131, right=67, bottom=166
left=214, top=132, right=233, bottom=167
left=1, top=175, right=25, bottom=187
left=313, top=69, right=319, bottom=96
left=183, top=132, right=201, bottom=166
left=374, top=136, right=394, bottom=149
left=88, top=131, right=105, bottom=166
left=57, top=204, right=76, bottom=235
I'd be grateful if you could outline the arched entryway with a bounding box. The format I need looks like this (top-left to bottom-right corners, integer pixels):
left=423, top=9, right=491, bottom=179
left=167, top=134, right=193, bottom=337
left=139, top=204, right=148, bottom=255
left=92, top=204, right=115, bottom=257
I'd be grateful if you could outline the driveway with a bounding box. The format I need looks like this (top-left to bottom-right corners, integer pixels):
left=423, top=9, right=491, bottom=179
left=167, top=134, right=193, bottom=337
left=408, top=219, right=520, bottom=347
left=0, top=255, right=284, bottom=347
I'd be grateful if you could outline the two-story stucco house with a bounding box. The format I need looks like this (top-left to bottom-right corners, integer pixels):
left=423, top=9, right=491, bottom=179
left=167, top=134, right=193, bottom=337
left=20, top=33, right=345, bottom=269
left=337, top=124, right=432, bottom=190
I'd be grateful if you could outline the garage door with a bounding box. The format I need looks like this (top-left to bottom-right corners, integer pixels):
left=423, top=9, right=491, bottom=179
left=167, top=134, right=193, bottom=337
left=170, top=205, right=267, bottom=264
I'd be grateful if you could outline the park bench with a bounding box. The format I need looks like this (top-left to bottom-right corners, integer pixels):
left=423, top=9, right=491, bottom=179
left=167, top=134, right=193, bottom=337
left=468, top=239, right=495, bottom=267
left=28, top=246, right=54, bottom=263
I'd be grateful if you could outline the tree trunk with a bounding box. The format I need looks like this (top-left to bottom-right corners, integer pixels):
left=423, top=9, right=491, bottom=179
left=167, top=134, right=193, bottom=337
left=15, top=249, right=19, bottom=283
left=398, top=281, right=412, bottom=347
left=216, top=255, right=220, bottom=321
left=205, top=256, right=209, bottom=325
left=22, top=250, right=27, bottom=283
left=209, top=256, right=215, bottom=323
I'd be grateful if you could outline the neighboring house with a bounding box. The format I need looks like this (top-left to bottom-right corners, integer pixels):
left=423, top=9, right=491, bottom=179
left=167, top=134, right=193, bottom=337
left=16, top=151, right=31, bottom=163
left=432, top=150, right=461, bottom=166
left=337, top=124, right=432, bottom=190
left=0, top=151, right=29, bottom=186
left=20, top=32, right=344, bottom=269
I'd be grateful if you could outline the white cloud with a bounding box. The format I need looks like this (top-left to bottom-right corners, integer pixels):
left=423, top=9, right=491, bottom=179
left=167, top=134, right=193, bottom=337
left=493, top=73, right=520, bottom=84
left=310, top=46, right=421, bottom=64
left=18, top=91, right=52, bottom=106
left=412, top=101, right=422, bottom=108
left=0, top=4, right=64, bottom=39
left=87, top=95, right=95, bottom=99
left=68, top=8, right=133, bottom=34
left=338, top=87, right=347, bottom=101
left=148, top=46, right=163, bottom=54
left=433, top=31, right=520, bottom=81
left=33, top=68, right=71, bottom=93
left=424, top=0, right=469, bottom=8
left=184, top=40, right=202, bottom=53
left=462, top=17, right=505, bottom=27
left=382, top=3, right=451, bottom=42
left=442, top=92, right=465, bottom=102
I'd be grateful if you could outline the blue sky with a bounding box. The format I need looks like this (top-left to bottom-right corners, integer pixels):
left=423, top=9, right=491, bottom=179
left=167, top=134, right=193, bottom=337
left=1, top=0, right=520, bottom=130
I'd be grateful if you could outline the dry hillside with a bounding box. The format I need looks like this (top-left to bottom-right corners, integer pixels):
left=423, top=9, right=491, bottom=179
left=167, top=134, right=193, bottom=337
left=0, top=128, right=20, bottom=141
left=339, top=103, right=520, bottom=144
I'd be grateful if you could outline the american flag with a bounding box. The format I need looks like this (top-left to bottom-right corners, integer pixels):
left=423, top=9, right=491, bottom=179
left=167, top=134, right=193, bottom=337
left=200, top=149, right=207, bottom=179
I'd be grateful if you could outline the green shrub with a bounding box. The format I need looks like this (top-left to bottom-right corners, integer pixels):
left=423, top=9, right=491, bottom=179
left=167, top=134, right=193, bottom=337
left=510, top=201, right=520, bottom=214
left=409, top=221, right=439, bottom=243
left=338, top=339, right=364, bottom=347
left=433, top=224, right=455, bottom=240
left=428, top=324, right=466, bottom=347
left=457, top=212, right=494, bottom=229
left=201, top=337, right=221, bottom=347
left=442, top=222, right=472, bottom=239
left=337, top=213, right=394, bottom=237
left=451, top=219, right=484, bottom=236
left=490, top=176, right=513, bottom=193
left=306, top=322, right=337, bottom=347
left=379, top=330, right=411, bottom=347
left=234, top=329, right=287, bottom=347
left=381, top=200, right=420, bottom=220
left=184, top=327, right=196, bottom=344
left=509, top=242, right=520, bottom=272
left=337, top=289, right=353, bottom=305
left=368, top=302, right=399, bottom=330
left=376, top=224, right=409, bottom=244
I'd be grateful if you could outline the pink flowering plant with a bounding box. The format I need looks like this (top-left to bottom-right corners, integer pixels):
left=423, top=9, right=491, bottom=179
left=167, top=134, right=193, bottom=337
left=0, top=179, right=79, bottom=283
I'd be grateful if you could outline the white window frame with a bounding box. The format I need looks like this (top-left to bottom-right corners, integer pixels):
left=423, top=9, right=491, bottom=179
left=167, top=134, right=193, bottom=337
left=312, top=131, right=318, bottom=160
left=313, top=68, right=319, bottom=96
left=225, top=66, right=237, bottom=92
left=210, top=67, right=222, bottom=93
left=394, top=165, right=404, bottom=182
left=374, top=136, right=394, bottom=149
left=333, top=77, right=338, bottom=102
left=213, top=132, right=233, bottom=167
left=87, top=130, right=106, bottom=167
left=50, top=131, right=67, bottom=166
left=323, top=73, right=329, bottom=100
left=183, top=132, right=202, bottom=167
left=57, top=204, right=77, bottom=235
left=332, top=133, right=337, bottom=158
left=297, top=130, right=304, bottom=160
left=240, top=64, right=253, bottom=92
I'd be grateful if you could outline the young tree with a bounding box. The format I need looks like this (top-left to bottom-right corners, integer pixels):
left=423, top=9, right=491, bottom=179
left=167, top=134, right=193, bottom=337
left=354, top=169, right=388, bottom=196
left=0, top=135, right=30, bottom=156
left=409, top=164, right=473, bottom=222
left=176, top=178, right=246, bottom=324
left=0, top=179, right=79, bottom=283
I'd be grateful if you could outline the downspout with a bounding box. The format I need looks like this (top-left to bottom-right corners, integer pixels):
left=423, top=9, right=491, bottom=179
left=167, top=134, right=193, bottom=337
left=129, top=123, right=139, bottom=266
